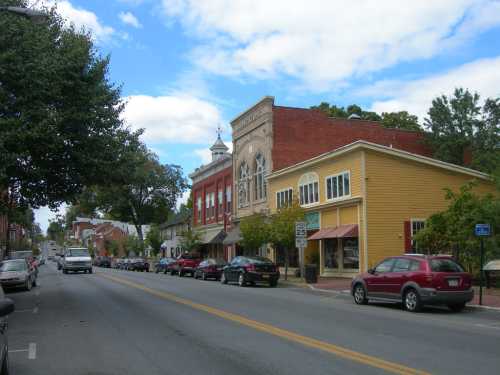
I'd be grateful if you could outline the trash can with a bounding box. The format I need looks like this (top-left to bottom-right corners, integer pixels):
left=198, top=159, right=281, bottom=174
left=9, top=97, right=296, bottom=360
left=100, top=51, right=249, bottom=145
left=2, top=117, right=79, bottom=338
left=304, top=264, right=318, bottom=284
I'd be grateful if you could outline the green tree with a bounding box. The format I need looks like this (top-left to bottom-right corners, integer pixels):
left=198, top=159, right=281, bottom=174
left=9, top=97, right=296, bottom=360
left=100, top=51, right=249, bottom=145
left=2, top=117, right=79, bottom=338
left=0, top=0, right=138, bottom=254
left=146, top=224, right=162, bottom=257
left=87, top=146, right=189, bottom=245
left=268, top=202, right=305, bottom=279
left=107, top=239, right=120, bottom=257
left=425, top=88, right=500, bottom=172
left=122, top=235, right=141, bottom=257
left=414, top=182, right=500, bottom=274
left=47, top=217, right=65, bottom=246
left=311, top=102, right=423, bottom=130
left=381, top=111, right=422, bottom=131
left=239, top=214, right=270, bottom=253
left=178, top=229, right=202, bottom=254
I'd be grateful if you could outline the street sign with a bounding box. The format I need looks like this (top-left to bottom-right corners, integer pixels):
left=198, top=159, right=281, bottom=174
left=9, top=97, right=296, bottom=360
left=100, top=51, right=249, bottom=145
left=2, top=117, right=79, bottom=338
left=295, top=238, right=307, bottom=248
left=475, top=224, right=491, bottom=237
left=295, top=221, right=307, bottom=248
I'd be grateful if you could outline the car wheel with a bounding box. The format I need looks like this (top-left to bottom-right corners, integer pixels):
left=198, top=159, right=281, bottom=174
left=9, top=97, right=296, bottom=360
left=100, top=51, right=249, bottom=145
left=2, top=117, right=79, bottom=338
left=202, top=272, right=207, bottom=281
left=220, top=272, right=228, bottom=284
left=238, top=273, right=246, bottom=287
left=178, top=269, right=183, bottom=277
left=25, top=278, right=32, bottom=291
left=89, top=268, right=93, bottom=274
left=353, top=284, right=368, bottom=305
left=448, top=303, right=466, bottom=312
left=404, top=288, right=422, bottom=312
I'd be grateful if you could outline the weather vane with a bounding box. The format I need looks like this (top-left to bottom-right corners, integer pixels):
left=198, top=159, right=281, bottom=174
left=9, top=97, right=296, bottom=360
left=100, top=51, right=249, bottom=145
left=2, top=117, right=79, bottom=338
left=216, top=124, right=222, bottom=139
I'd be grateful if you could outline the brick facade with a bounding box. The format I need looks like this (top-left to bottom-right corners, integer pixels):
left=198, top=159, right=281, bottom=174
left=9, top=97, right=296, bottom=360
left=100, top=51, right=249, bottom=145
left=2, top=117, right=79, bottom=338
left=272, top=106, right=432, bottom=171
left=192, top=165, right=232, bottom=228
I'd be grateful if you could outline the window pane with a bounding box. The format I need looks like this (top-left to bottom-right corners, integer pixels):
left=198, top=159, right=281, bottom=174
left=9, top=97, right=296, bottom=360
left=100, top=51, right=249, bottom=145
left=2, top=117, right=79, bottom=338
left=314, top=182, right=319, bottom=202
left=332, top=177, right=337, bottom=198
left=327, top=178, right=332, bottom=200
left=338, top=175, right=344, bottom=196
left=430, top=259, right=464, bottom=273
left=343, top=173, right=350, bottom=195
left=304, top=185, right=309, bottom=204
left=300, top=186, right=304, bottom=205
left=342, top=238, right=359, bottom=269
left=393, top=258, right=411, bottom=272
left=309, top=183, right=314, bottom=203
left=375, top=259, right=394, bottom=273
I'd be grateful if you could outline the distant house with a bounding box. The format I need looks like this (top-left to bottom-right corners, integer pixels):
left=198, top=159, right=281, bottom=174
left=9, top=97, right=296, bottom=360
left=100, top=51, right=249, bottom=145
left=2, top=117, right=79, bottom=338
left=159, top=210, right=191, bottom=258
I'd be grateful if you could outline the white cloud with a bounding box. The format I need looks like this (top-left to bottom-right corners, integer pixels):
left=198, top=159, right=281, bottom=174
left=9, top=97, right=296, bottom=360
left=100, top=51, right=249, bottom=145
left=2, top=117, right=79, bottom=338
left=37, top=1, right=115, bottom=42
left=194, top=148, right=213, bottom=164
left=119, top=11, right=142, bottom=28
left=365, top=56, right=500, bottom=122
left=121, top=94, right=224, bottom=144
left=160, top=0, right=500, bottom=90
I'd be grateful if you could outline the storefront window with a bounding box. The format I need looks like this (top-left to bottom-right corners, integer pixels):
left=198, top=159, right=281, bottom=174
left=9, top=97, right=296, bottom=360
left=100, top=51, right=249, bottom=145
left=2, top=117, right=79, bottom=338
left=324, top=239, right=338, bottom=269
left=342, top=238, right=359, bottom=269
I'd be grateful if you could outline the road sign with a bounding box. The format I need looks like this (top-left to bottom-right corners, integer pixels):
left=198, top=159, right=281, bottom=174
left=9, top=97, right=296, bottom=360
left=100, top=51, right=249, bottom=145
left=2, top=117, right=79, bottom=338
left=295, top=221, right=307, bottom=238
left=475, top=224, right=491, bottom=237
left=295, top=238, right=308, bottom=248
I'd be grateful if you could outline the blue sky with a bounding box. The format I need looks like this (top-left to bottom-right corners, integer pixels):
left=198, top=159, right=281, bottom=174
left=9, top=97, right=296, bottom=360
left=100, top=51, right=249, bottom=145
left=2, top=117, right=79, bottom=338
left=34, top=0, right=500, bottom=231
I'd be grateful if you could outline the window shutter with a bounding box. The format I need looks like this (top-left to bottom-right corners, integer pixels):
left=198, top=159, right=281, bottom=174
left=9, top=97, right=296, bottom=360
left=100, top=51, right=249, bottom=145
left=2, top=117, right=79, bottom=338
left=404, top=221, right=411, bottom=253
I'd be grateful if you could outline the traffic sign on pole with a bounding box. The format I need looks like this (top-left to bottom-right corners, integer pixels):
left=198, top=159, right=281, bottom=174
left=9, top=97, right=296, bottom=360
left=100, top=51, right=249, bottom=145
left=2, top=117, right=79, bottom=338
left=475, top=223, right=491, bottom=306
left=295, top=221, right=307, bottom=279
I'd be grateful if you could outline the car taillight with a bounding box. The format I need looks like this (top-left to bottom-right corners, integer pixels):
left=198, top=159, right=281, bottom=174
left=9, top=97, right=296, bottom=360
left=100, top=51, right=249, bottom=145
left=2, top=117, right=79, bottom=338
left=245, top=264, right=256, bottom=272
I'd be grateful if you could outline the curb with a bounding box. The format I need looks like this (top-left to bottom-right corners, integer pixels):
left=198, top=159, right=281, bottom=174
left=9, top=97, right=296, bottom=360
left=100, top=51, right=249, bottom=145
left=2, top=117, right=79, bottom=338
left=467, top=304, right=500, bottom=312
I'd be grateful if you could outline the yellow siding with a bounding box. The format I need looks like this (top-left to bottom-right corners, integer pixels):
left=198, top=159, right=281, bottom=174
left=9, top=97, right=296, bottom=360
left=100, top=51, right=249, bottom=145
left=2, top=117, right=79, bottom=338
left=365, top=150, right=496, bottom=268
left=321, top=208, right=338, bottom=228
left=339, top=205, right=357, bottom=225
left=269, top=152, right=363, bottom=213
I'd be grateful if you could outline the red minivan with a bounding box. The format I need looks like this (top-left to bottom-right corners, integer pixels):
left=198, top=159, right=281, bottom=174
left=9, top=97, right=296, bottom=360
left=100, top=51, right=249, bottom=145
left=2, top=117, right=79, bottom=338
left=351, top=255, right=473, bottom=312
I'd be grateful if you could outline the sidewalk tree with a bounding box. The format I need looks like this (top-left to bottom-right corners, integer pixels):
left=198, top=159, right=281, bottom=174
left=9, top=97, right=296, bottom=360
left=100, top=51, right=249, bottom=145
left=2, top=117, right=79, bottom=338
left=239, top=213, right=270, bottom=254
left=269, top=202, right=305, bottom=278
left=414, top=182, right=500, bottom=273
left=1, top=0, right=137, bottom=255
left=178, top=229, right=202, bottom=255
left=47, top=216, right=65, bottom=246
left=146, top=224, right=162, bottom=257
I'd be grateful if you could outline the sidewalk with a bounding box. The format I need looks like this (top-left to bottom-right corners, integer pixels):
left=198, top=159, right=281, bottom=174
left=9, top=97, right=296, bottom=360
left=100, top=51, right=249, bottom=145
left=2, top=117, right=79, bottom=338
left=283, top=277, right=500, bottom=310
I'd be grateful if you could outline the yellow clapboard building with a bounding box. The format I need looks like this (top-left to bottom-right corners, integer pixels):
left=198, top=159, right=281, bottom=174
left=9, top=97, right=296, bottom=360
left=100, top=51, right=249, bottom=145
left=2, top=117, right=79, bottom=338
left=267, top=140, right=496, bottom=278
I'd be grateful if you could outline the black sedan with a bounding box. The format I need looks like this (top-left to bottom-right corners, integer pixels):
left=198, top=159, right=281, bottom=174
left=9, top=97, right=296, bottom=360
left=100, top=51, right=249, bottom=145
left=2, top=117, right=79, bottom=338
left=220, top=256, right=280, bottom=287
left=127, top=258, right=149, bottom=272
left=194, top=258, right=227, bottom=281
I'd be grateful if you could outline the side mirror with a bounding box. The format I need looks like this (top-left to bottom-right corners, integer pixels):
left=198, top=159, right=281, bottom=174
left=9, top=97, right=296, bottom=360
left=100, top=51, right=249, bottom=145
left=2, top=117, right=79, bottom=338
left=0, top=298, right=15, bottom=317
left=367, top=268, right=375, bottom=274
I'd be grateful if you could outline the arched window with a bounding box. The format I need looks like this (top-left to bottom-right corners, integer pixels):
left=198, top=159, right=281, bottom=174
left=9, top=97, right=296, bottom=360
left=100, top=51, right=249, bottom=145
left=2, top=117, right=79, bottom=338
left=238, top=162, right=250, bottom=208
left=298, top=172, right=319, bottom=206
left=254, top=153, right=267, bottom=201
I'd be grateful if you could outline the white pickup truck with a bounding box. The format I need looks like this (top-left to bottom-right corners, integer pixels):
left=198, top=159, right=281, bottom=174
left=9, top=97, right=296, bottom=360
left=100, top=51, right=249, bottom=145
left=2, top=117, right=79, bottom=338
left=62, top=247, right=93, bottom=274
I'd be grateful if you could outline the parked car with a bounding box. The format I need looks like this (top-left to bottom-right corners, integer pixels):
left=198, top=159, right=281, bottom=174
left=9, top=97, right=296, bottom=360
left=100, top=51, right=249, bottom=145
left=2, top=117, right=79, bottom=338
left=221, top=256, right=280, bottom=287
left=351, top=254, right=474, bottom=312
left=94, top=256, right=111, bottom=268
left=194, top=258, right=227, bottom=281
left=0, top=259, right=37, bottom=290
left=154, top=258, right=175, bottom=273
left=111, top=258, right=124, bottom=269
left=127, top=258, right=149, bottom=272
left=0, top=285, right=15, bottom=375
left=62, top=247, right=93, bottom=274
left=9, top=250, right=38, bottom=277
left=173, top=253, right=201, bottom=277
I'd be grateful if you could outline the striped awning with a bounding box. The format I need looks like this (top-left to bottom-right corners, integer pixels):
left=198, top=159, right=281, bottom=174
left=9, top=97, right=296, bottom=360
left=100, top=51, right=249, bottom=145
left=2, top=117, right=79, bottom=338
left=308, top=224, right=358, bottom=240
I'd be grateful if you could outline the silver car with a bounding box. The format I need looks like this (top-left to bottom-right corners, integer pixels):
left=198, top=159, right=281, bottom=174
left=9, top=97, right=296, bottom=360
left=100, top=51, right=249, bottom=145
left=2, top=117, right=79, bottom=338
left=0, top=259, right=37, bottom=291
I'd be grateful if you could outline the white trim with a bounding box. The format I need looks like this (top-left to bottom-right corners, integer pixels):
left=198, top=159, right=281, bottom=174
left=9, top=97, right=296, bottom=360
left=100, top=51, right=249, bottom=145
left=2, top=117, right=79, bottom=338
left=267, top=140, right=490, bottom=181
left=325, top=170, right=352, bottom=202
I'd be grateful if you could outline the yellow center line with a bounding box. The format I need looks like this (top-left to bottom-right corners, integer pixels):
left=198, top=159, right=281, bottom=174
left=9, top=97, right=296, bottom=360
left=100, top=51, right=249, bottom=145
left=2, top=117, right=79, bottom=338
left=98, top=273, right=431, bottom=375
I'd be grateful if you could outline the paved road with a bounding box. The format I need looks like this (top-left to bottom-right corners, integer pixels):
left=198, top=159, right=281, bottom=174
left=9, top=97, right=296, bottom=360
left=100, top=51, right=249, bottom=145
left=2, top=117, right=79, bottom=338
left=5, top=263, right=500, bottom=375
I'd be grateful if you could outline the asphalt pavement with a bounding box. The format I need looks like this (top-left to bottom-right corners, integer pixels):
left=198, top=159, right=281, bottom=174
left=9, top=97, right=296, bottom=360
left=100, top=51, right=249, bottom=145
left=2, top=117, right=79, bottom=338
left=5, top=263, right=500, bottom=375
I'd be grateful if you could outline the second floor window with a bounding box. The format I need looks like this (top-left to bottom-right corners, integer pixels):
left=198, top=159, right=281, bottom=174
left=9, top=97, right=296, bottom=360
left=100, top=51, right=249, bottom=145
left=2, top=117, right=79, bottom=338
left=299, top=172, right=319, bottom=206
left=210, top=192, right=215, bottom=218
left=196, top=197, right=202, bottom=223
left=276, top=188, right=293, bottom=209
left=238, top=162, right=250, bottom=208
left=254, top=153, right=267, bottom=201
left=326, top=171, right=350, bottom=200
left=226, top=185, right=232, bottom=213
left=205, top=194, right=210, bottom=220
left=218, top=190, right=223, bottom=216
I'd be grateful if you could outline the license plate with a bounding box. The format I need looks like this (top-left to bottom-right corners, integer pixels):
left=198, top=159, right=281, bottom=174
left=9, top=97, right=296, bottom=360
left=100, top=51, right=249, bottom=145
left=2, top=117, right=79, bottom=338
left=262, top=274, right=269, bottom=279
left=448, top=279, right=459, bottom=287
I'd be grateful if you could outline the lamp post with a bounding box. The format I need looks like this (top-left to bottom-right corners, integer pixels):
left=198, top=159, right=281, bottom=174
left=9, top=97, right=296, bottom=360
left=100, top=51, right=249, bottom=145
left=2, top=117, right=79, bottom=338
left=0, top=6, right=48, bottom=23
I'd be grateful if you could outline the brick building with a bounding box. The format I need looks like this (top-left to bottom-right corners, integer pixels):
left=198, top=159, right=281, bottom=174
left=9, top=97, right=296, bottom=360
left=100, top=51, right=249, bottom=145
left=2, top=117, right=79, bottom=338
left=190, top=134, right=232, bottom=260
left=225, top=96, right=433, bottom=262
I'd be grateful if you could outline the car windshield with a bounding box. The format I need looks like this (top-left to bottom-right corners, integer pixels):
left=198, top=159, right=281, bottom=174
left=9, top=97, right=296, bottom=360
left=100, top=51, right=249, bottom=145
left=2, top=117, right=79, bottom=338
left=0, top=260, right=27, bottom=272
left=10, top=251, right=32, bottom=259
left=247, top=257, right=273, bottom=264
left=430, top=258, right=464, bottom=272
left=67, top=249, right=89, bottom=257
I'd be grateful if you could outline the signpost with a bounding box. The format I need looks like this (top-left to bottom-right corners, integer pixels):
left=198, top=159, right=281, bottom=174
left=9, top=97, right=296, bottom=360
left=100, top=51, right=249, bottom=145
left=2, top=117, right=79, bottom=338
left=295, top=222, right=307, bottom=279
left=475, top=223, right=491, bottom=305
